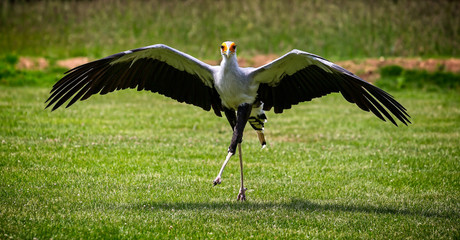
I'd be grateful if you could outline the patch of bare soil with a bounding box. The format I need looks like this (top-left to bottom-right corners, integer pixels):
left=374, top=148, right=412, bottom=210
left=16, top=57, right=49, bottom=70
left=17, top=55, right=460, bottom=84
left=251, top=54, right=280, bottom=67
left=56, top=57, right=90, bottom=69
left=244, top=55, right=460, bottom=83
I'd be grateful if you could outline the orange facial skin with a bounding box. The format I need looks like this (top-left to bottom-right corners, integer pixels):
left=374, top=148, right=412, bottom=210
left=221, top=42, right=237, bottom=54
left=229, top=42, right=237, bottom=53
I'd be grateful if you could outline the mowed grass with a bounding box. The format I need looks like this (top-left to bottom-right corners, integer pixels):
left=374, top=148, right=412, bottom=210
left=0, top=86, right=458, bottom=239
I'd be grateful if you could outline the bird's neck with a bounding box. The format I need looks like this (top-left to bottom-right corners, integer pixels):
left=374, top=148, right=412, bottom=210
left=220, top=54, right=239, bottom=71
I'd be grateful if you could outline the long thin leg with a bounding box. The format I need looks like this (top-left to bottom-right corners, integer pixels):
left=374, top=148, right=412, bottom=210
left=213, top=151, right=232, bottom=185
left=213, top=104, right=251, bottom=195
left=213, top=108, right=237, bottom=186
left=236, top=143, right=247, bottom=201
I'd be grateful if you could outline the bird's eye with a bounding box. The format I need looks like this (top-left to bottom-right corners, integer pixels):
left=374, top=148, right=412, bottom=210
left=229, top=43, right=236, bottom=52
left=221, top=45, right=225, bottom=49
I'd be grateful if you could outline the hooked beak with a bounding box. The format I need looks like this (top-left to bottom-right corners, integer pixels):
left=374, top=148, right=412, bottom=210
left=223, top=49, right=231, bottom=58
left=221, top=41, right=236, bottom=58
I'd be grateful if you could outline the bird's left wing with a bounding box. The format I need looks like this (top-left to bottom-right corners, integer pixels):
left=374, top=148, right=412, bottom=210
left=249, top=50, right=410, bottom=126
left=46, top=44, right=222, bottom=116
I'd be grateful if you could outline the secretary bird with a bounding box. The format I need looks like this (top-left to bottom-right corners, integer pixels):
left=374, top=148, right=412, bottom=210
left=46, top=41, right=410, bottom=201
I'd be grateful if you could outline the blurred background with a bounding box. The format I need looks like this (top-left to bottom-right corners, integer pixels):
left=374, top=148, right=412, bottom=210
left=0, top=0, right=459, bottom=88
left=1, top=0, right=459, bottom=59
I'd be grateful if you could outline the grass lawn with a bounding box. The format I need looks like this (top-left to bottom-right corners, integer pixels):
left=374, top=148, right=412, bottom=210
left=1, top=0, right=459, bottom=238
left=0, top=86, right=458, bottom=239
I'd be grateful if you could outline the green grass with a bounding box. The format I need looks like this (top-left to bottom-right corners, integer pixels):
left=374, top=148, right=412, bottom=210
left=376, top=65, right=460, bottom=91
left=1, top=1, right=459, bottom=237
left=1, top=86, right=459, bottom=239
left=1, top=0, right=459, bottom=60
left=0, top=55, right=65, bottom=87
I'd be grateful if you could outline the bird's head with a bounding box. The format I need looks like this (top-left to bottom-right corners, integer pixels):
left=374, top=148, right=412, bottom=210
left=220, top=41, right=237, bottom=58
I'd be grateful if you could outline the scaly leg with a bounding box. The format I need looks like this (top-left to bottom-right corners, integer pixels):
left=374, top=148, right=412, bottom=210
left=236, top=143, right=247, bottom=201
left=213, top=107, right=237, bottom=186
left=213, top=151, right=232, bottom=185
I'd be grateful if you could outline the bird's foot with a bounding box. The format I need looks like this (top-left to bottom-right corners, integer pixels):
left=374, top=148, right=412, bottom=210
left=236, top=187, right=247, bottom=201
left=213, top=176, right=222, bottom=186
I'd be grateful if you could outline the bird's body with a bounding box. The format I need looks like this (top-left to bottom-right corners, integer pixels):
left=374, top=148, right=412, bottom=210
left=215, top=62, right=254, bottom=110
left=214, top=43, right=258, bottom=110
left=46, top=41, right=410, bottom=201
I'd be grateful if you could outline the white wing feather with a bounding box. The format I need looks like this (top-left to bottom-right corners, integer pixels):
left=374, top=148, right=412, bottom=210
left=249, top=50, right=337, bottom=86
left=111, top=44, right=215, bottom=87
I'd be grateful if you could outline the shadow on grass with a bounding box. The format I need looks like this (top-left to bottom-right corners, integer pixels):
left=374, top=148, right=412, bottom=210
left=128, top=199, right=458, bottom=219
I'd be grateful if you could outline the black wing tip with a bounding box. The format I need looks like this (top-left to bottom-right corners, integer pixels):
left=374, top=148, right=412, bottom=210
left=44, top=101, right=53, bottom=111
left=388, top=111, right=412, bottom=127
left=51, top=104, right=61, bottom=112
left=44, top=103, right=57, bottom=112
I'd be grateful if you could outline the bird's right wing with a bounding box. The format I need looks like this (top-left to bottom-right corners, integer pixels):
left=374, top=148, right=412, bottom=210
left=46, top=44, right=222, bottom=116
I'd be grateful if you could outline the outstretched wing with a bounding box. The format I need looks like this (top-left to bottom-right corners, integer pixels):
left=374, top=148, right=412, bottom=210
left=250, top=50, right=410, bottom=126
left=46, top=44, right=222, bottom=116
